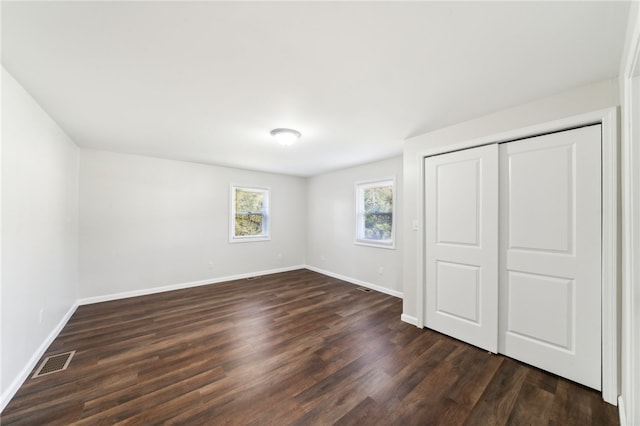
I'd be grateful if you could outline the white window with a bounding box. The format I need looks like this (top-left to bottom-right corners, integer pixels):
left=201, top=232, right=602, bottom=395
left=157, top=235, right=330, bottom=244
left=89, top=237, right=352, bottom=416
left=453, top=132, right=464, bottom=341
left=355, top=178, right=395, bottom=248
left=230, top=185, right=270, bottom=242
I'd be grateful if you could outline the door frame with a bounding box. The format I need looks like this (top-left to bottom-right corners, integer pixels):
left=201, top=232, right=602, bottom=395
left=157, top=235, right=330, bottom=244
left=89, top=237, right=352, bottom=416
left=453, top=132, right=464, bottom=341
left=619, top=1, right=640, bottom=422
left=415, top=107, right=618, bottom=404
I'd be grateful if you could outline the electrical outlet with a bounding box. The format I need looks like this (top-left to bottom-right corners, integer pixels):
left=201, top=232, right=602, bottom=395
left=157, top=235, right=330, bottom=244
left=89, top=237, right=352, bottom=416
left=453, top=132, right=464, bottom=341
left=321, top=255, right=326, bottom=261
left=277, top=253, right=283, bottom=260
left=378, top=267, right=384, bottom=275
left=208, top=260, right=214, bottom=270
left=38, top=309, right=44, bottom=324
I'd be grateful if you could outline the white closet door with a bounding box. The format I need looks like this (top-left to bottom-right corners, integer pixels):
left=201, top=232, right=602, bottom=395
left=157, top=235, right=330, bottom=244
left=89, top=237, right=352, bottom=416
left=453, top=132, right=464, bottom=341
left=499, top=125, right=602, bottom=390
left=425, top=144, right=499, bottom=352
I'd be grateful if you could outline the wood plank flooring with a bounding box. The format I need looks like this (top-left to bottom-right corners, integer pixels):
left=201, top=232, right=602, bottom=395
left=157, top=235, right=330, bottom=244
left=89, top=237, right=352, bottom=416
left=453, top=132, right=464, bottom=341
left=1, top=269, right=618, bottom=425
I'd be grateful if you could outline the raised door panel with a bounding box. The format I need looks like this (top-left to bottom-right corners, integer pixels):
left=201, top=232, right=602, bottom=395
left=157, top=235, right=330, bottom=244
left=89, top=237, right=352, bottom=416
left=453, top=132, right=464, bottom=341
left=436, top=261, right=480, bottom=323
left=506, top=271, right=573, bottom=350
left=435, top=159, right=480, bottom=246
left=508, top=145, right=573, bottom=253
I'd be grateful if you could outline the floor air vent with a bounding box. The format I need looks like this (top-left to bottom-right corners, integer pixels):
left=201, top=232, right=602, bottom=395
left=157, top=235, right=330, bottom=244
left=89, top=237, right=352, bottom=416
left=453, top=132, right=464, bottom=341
left=32, top=351, right=75, bottom=378
left=356, top=287, right=373, bottom=293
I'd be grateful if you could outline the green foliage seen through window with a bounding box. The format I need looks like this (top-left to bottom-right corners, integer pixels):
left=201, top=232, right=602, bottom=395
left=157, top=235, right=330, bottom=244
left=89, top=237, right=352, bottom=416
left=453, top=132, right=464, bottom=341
left=234, top=189, right=266, bottom=237
left=363, top=185, right=393, bottom=241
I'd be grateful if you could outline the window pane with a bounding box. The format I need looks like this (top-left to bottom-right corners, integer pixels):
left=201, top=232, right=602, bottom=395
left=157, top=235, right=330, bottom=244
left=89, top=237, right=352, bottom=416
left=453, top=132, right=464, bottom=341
left=235, top=189, right=263, bottom=213
left=235, top=213, right=264, bottom=236
left=364, top=212, right=392, bottom=240
left=364, top=186, right=393, bottom=214
left=231, top=186, right=269, bottom=241
left=355, top=179, right=395, bottom=248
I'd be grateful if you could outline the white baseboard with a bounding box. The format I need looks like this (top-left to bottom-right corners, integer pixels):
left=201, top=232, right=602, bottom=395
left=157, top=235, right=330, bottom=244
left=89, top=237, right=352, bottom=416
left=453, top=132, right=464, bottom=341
left=619, top=395, right=627, bottom=426
left=401, top=314, right=419, bottom=326
left=0, top=301, right=78, bottom=413
left=78, top=265, right=306, bottom=305
left=304, top=265, right=403, bottom=298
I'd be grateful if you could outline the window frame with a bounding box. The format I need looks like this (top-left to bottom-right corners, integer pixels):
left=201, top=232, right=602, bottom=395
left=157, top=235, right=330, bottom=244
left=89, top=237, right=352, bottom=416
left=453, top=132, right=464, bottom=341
left=229, top=184, right=271, bottom=243
left=354, top=177, right=396, bottom=249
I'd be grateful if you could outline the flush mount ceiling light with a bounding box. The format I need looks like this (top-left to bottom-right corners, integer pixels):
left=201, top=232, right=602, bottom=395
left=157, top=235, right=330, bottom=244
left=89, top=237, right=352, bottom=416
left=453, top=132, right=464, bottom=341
left=270, top=128, right=301, bottom=146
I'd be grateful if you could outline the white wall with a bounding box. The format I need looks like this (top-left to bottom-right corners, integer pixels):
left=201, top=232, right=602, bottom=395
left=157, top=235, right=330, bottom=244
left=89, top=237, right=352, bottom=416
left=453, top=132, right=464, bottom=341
left=306, top=156, right=403, bottom=296
left=1, top=68, right=79, bottom=408
left=79, top=149, right=307, bottom=301
left=402, top=78, right=620, bottom=324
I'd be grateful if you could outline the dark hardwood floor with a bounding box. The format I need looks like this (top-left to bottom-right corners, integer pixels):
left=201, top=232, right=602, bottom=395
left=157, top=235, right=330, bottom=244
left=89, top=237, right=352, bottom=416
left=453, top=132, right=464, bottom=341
left=2, top=269, right=618, bottom=425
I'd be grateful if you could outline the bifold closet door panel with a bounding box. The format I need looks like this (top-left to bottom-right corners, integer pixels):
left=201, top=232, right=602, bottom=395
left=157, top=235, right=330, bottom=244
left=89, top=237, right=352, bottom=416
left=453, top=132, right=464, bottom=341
left=499, top=125, right=602, bottom=390
left=425, top=144, right=499, bottom=353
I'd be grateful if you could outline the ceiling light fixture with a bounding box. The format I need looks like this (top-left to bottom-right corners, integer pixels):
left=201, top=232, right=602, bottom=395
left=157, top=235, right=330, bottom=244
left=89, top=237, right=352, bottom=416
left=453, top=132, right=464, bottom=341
left=270, top=128, right=301, bottom=146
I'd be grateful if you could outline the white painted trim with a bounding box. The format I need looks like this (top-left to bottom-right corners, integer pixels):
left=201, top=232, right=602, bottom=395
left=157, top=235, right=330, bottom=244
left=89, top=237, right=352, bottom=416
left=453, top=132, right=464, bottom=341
left=415, top=152, right=425, bottom=328
left=0, top=44, right=3, bottom=416
left=600, top=108, right=619, bottom=405
left=0, top=302, right=78, bottom=413
left=79, top=265, right=405, bottom=307
left=78, top=265, right=306, bottom=305
left=401, top=314, right=418, bottom=326
left=228, top=184, right=271, bottom=243
left=354, top=176, right=397, bottom=250
left=415, top=107, right=618, bottom=404
left=304, top=265, right=403, bottom=298
left=619, top=395, right=628, bottom=426
left=620, top=2, right=640, bottom=422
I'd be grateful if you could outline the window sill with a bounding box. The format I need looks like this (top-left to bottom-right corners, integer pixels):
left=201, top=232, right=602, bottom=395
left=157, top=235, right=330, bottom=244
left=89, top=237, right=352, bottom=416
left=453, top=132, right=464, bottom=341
left=229, top=236, right=271, bottom=243
left=354, top=240, right=395, bottom=250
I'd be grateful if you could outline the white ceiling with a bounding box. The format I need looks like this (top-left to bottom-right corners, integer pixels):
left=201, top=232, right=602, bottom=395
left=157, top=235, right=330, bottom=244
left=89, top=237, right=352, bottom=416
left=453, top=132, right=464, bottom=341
left=1, top=1, right=631, bottom=177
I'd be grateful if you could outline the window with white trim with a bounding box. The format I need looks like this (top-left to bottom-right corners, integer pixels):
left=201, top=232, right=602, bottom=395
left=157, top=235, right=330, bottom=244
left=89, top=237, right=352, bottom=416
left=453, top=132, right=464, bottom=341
left=230, top=185, right=270, bottom=242
left=355, top=178, right=395, bottom=248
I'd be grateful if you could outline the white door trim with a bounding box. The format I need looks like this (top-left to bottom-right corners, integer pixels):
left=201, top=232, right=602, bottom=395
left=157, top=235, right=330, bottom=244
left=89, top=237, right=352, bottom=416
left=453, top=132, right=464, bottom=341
left=415, top=107, right=618, bottom=404
left=619, top=2, right=640, bottom=422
